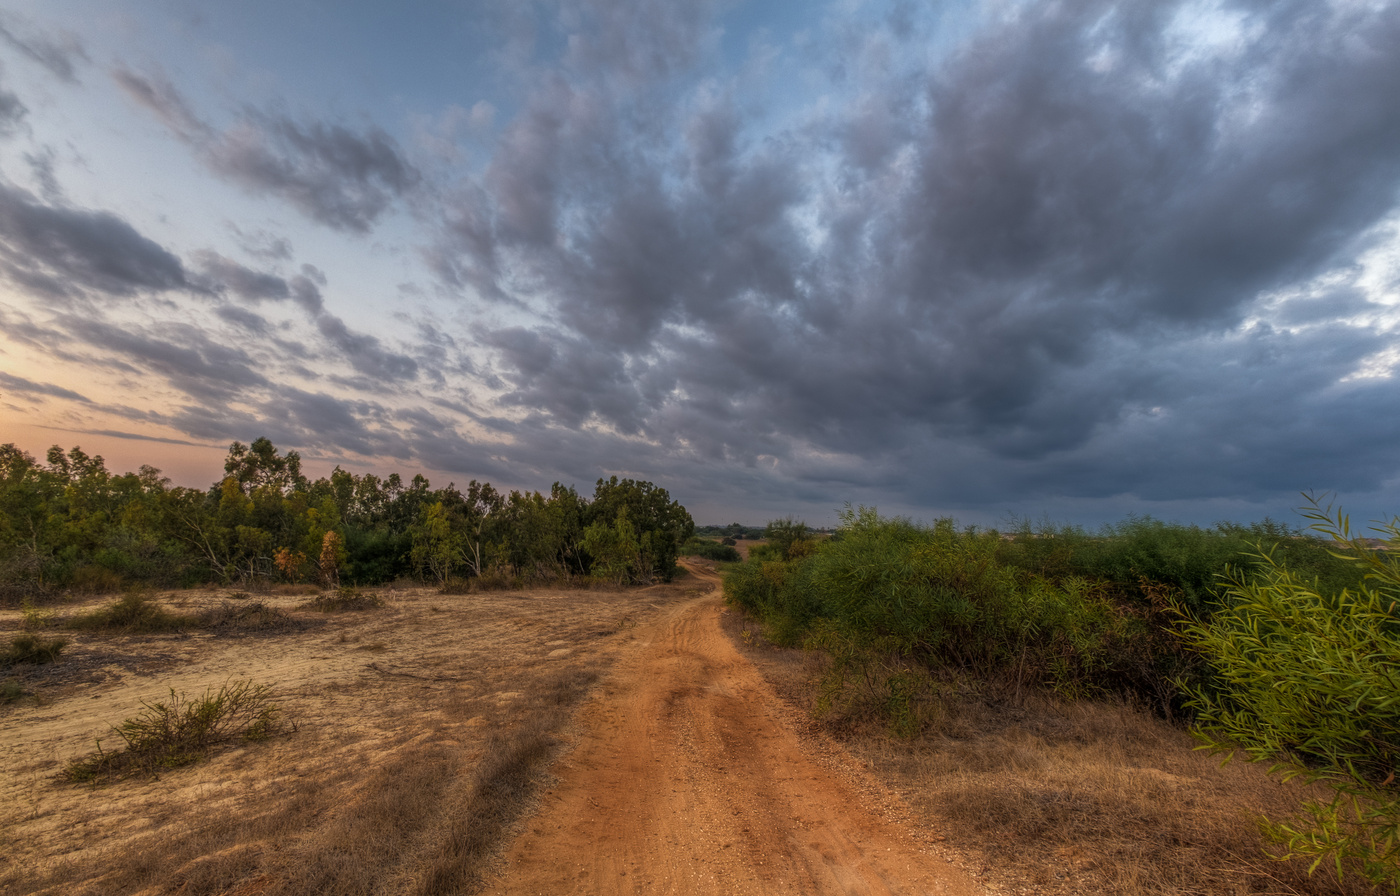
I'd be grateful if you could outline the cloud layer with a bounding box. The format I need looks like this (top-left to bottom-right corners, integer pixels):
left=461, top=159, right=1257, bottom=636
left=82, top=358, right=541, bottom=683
left=2, top=0, right=1400, bottom=523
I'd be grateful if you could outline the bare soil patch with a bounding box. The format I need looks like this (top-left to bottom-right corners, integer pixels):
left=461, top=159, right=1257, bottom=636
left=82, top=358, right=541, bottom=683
left=0, top=577, right=700, bottom=896
left=721, top=609, right=1385, bottom=896
left=483, top=561, right=982, bottom=895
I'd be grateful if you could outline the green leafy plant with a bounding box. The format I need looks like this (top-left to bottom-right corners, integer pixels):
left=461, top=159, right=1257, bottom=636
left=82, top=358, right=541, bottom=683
left=64, top=680, right=288, bottom=782
left=1178, top=496, right=1400, bottom=891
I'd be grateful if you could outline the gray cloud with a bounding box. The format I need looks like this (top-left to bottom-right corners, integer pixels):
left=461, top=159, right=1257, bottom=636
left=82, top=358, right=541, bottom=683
left=0, top=182, right=190, bottom=298
left=427, top=0, right=1400, bottom=514
left=0, top=370, right=91, bottom=403
left=0, top=65, right=25, bottom=137
left=315, top=312, right=419, bottom=382
left=0, top=15, right=87, bottom=83
left=114, top=69, right=421, bottom=233
left=194, top=251, right=293, bottom=302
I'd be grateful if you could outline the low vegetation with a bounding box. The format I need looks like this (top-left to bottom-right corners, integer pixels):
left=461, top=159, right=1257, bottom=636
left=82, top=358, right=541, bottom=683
left=65, top=589, right=198, bottom=633
left=2, top=631, right=67, bottom=666
left=63, top=680, right=288, bottom=783
left=679, top=536, right=741, bottom=562
left=305, top=586, right=385, bottom=613
left=726, top=498, right=1399, bottom=892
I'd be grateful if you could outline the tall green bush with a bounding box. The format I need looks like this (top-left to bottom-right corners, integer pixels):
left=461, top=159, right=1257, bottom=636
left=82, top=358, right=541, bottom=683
left=1179, top=499, right=1399, bottom=891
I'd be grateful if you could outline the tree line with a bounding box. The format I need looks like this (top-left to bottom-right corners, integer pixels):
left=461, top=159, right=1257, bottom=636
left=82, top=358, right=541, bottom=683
left=0, top=438, right=694, bottom=597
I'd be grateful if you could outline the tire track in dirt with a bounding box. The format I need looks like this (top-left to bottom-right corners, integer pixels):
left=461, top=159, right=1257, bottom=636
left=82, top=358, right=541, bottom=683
left=484, top=563, right=984, bottom=896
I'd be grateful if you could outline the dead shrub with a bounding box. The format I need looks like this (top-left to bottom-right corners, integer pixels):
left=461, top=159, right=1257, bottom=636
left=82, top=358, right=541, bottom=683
left=63, top=680, right=289, bottom=783
left=305, top=586, right=384, bottom=612
left=200, top=600, right=304, bottom=633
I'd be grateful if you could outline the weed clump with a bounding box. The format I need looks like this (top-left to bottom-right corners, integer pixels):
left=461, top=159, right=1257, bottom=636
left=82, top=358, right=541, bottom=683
left=2, top=632, right=68, bottom=667
left=306, top=586, right=384, bottom=612
left=64, top=680, right=288, bottom=782
left=0, top=677, right=24, bottom=704
left=66, top=589, right=197, bottom=633
left=200, top=600, right=301, bottom=633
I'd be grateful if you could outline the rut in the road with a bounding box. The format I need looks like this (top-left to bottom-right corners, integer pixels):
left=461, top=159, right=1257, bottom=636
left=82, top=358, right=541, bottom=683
left=483, top=566, right=983, bottom=896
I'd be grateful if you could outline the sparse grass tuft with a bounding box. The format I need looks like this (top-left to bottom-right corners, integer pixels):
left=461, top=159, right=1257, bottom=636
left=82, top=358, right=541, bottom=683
left=66, top=588, right=198, bottom=633
left=2, top=632, right=68, bottom=667
left=20, top=598, right=56, bottom=630
left=63, top=680, right=289, bottom=783
left=1, top=677, right=25, bottom=704
left=306, top=586, right=384, bottom=612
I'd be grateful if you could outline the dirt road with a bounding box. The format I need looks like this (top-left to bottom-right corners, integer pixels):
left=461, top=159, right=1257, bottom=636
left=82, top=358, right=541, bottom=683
left=485, top=564, right=983, bottom=896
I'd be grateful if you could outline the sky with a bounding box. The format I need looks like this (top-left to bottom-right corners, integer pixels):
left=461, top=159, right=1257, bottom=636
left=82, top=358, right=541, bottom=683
left=2, top=0, right=1400, bottom=529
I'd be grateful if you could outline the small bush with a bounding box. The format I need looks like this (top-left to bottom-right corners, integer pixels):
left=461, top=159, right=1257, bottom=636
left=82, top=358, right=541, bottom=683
left=0, top=677, right=24, bottom=704
left=2, top=632, right=68, bottom=667
left=1179, top=498, right=1400, bottom=892
left=63, top=680, right=287, bottom=782
left=66, top=589, right=197, bottom=633
left=200, top=600, right=300, bottom=632
left=306, top=586, right=384, bottom=612
left=20, top=598, right=55, bottom=630
left=680, top=538, right=742, bottom=562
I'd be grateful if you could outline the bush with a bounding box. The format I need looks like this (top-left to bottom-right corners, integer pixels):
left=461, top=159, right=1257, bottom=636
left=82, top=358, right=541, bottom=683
left=66, top=589, right=197, bottom=633
left=1179, top=498, right=1399, bottom=891
left=680, top=538, right=741, bottom=562
left=2, top=632, right=68, bottom=667
left=64, top=680, right=288, bottom=782
left=306, top=586, right=384, bottom=612
left=726, top=507, right=1174, bottom=731
left=199, top=600, right=301, bottom=632
left=0, top=678, right=24, bottom=704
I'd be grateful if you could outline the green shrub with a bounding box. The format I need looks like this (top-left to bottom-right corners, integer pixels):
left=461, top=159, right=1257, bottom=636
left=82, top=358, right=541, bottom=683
left=1179, top=498, right=1399, bottom=891
left=680, top=537, right=741, bottom=562
left=64, top=680, right=288, bottom=782
left=66, top=589, right=197, bottom=633
left=2, top=632, right=68, bottom=667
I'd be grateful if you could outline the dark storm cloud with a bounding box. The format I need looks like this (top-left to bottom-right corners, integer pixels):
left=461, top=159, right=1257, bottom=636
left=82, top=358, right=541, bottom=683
left=114, top=69, right=421, bottom=233
left=429, top=0, right=1400, bottom=511
left=0, top=182, right=190, bottom=298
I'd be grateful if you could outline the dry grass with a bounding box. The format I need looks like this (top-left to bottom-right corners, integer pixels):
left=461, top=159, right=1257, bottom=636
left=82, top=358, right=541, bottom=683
left=0, top=576, right=696, bottom=896
left=722, top=608, right=1386, bottom=896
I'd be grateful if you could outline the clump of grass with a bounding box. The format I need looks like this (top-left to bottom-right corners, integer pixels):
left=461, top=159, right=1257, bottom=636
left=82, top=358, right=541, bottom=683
left=66, top=589, right=198, bottom=633
left=63, top=680, right=288, bottom=783
left=2, top=632, right=68, bottom=667
left=1, top=677, right=25, bottom=704
left=20, top=598, right=56, bottom=630
left=306, top=586, right=384, bottom=612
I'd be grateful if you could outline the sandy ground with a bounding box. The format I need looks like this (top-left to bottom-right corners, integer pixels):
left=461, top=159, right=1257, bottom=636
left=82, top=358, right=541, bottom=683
left=2, top=565, right=982, bottom=895
left=484, top=562, right=983, bottom=896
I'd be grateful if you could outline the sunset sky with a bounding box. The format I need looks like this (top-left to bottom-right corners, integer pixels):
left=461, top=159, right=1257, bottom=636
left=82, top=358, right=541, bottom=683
left=2, top=0, right=1399, bottom=527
